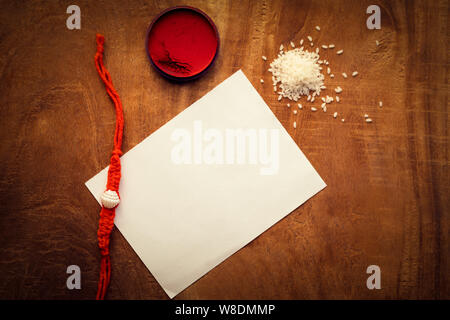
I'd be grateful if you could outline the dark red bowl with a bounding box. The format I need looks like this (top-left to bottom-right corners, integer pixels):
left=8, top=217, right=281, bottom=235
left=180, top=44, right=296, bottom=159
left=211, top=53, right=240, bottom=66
left=145, top=6, right=219, bottom=81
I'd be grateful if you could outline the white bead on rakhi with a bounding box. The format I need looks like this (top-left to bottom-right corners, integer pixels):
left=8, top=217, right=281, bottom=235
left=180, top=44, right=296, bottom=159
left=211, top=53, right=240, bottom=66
left=100, top=190, right=120, bottom=209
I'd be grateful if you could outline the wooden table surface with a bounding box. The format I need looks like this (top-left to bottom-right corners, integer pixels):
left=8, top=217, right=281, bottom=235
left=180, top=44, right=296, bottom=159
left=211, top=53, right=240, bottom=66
left=0, top=0, right=447, bottom=300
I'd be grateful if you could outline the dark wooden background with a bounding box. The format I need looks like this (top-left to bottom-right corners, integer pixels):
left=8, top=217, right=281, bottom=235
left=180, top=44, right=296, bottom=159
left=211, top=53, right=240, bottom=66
left=0, top=0, right=447, bottom=299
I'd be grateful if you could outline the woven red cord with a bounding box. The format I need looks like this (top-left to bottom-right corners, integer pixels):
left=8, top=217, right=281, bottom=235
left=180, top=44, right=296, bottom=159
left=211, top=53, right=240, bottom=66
left=94, top=34, right=124, bottom=300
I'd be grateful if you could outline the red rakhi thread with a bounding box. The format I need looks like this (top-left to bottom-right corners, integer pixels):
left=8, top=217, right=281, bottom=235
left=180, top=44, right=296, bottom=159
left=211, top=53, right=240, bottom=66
left=94, top=34, right=124, bottom=300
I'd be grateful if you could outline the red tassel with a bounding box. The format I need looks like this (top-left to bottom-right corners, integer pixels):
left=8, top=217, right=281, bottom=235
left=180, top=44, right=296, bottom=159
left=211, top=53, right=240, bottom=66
left=96, top=255, right=111, bottom=300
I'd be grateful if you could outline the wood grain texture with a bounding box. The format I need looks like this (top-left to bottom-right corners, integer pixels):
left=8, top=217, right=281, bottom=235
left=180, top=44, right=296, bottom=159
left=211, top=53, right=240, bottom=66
left=0, top=0, right=447, bottom=299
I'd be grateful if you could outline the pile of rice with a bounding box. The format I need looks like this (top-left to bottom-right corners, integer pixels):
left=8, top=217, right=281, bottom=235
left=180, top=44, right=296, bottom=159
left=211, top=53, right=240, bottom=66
left=268, top=47, right=324, bottom=101
left=262, top=27, right=382, bottom=125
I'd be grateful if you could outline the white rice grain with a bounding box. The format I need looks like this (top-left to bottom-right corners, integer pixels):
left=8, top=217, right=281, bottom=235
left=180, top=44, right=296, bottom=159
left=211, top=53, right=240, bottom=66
left=329, top=44, right=335, bottom=48
left=321, top=45, right=328, bottom=49
left=311, top=107, right=317, bottom=112
left=293, top=121, right=297, bottom=128
left=337, top=49, right=343, bottom=55
left=260, top=79, right=264, bottom=83
left=307, top=36, right=312, bottom=42
left=298, top=103, right=302, bottom=109
left=315, top=26, right=320, bottom=31
left=365, top=118, right=373, bottom=123
left=262, top=55, right=267, bottom=61
left=342, top=72, right=348, bottom=78
left=333, top=112, right=338, bottom=118
left=334, top=86, right=343, bottom=93
left=352, top=71, right=358, bottom=77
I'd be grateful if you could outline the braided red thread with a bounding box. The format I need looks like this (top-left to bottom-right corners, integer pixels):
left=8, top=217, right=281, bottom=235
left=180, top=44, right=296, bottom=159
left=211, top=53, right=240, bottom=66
left=94, top=34, right=124, bottom=300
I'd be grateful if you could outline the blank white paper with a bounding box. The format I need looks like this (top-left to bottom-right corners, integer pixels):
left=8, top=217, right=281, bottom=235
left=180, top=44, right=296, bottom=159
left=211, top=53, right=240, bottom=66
left=85, top=70, right=326, bottom=298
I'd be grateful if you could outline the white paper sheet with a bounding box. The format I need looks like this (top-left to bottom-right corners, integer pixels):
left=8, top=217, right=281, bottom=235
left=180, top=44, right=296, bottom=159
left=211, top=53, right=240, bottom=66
left=85, top=70, right=326, bottom=298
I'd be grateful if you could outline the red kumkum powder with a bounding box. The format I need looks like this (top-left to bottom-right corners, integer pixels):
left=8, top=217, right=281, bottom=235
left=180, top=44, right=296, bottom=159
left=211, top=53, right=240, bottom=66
left=147, top=7, right=219, bottom=79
